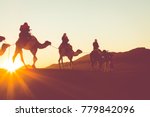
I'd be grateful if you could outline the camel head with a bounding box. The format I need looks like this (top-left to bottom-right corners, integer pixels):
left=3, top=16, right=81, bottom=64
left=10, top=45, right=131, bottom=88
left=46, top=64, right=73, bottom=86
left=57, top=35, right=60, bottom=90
left=76, top=49, right=82, bottom=54
left=45, top=41, right=51, bottom=46
left=0, top=36, right=5, bottom=42
left=1, top=43, right=10, bottom=50
left=0, top=43, right=10, bottom=56
left=74, top=49, right=82, bottom=56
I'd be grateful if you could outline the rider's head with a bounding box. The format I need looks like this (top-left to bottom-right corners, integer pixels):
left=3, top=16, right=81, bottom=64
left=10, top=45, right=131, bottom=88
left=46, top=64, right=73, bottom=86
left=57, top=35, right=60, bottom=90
left=103, top=50, right=107, bottom=53
left=24, top=22, right=29, bottom=26
left=95, top=39, right=97, bottom=42
left=63, top=33, right=66, bottom=36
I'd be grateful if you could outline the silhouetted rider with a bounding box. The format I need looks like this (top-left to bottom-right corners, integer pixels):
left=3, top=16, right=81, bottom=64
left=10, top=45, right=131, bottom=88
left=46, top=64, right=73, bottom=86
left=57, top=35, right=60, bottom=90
left=62, top=33, right=69, bottom=44
left=19, top=22, right=32, bottom=43
left=93, top=39, right=99, bottom=50
left=59, top=33, right=72, bottom=52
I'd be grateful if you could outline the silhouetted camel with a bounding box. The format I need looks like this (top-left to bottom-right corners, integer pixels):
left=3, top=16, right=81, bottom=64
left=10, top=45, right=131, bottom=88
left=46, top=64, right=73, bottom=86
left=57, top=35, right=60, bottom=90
left=0, top=43, right=10, bottom=56
left=13, top=35, right=51, bottom=68
left=101, top=50, right=113, bottom=72
left=90, top=49, right=102, bottom=69
left=58, top=44, right=82, bottom=69
left=90, top=50, right=113, bottom=72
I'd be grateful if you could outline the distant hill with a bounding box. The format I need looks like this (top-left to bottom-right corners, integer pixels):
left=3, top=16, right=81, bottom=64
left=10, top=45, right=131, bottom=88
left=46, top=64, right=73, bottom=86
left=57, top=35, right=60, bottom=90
left=48, top=47, right=150, bottom=71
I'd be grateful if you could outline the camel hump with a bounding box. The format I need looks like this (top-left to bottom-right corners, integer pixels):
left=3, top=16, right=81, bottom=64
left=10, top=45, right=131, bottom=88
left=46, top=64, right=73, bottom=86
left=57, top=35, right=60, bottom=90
left=26, top=35, right=38, bottom=45
left=90, top=49, right=102, bottom=60
left=30, top=35, right=37, bottom=42
left=91, top=49, right=101, bottom=55
left=16, top=35, right=38, bottom=48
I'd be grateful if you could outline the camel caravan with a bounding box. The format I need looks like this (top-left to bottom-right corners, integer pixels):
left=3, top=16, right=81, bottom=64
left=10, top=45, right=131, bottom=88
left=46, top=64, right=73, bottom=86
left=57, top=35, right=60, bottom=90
left=0, top=22, right=113, bottom=72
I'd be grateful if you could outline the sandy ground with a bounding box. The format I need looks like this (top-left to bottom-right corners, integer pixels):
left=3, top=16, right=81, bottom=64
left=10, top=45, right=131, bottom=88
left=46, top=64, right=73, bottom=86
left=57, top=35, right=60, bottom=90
left=0, top=69, right=150, bottom=100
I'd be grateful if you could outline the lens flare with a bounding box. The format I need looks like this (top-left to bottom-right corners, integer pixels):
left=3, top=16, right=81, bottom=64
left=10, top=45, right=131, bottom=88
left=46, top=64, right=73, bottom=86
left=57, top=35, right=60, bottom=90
left=1, top=58, right=23, bottom=72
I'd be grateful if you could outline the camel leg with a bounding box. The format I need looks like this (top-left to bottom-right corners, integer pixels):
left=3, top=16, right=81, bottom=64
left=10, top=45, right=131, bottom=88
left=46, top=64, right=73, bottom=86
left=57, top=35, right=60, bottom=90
left=13, top=47, right=26, bottom=67
left=32, top=55, right=37, bottom=69
left=110, top=61, right=114, bottom=72
left=19, top=49, right=26, bottom=67
left=70, top=59, right=73, bottom=69
left=107, top=61, right=111, bottom=72
left=69, top=57, right=73, bottom=69
left=93, top=61, right=98, bottom=70
left=104, top=62, right=107, bottom=72
left=58, top=57, right=62, bottom=69
left=58, top=57, right=64, bottom=69
left=90, top=58, right=95, bottom=70
left=61, top=58, right=64, bottom=69
left=107, top=62, right=109, bottom=72
left=12, top=47, right=19, bottom=63
left=90, top=60, right=95, bottom=70
left=30, top=49, right=37, bottom=69
left=92, top=63, right=95, bottom=70
left=98, top=61, right=102, bottom=71
left=104, top=61, right=109, bottom=72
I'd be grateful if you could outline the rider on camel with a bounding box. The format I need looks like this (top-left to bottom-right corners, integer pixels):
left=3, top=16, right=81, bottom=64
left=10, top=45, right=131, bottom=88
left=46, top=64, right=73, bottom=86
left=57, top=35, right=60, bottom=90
left=62, top=33, right=69, bottom=45
left=59, top=33, right=72, bottom=52
left=92, top=39, right=101, bottom=54
left=93, top=39, right=99, bottom=50
left=18, top=22, right=32, bottom=43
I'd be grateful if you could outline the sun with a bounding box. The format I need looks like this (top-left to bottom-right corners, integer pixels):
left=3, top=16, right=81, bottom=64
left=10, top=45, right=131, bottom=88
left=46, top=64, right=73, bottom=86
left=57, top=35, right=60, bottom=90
left=2, top=58, right=23, bottom=72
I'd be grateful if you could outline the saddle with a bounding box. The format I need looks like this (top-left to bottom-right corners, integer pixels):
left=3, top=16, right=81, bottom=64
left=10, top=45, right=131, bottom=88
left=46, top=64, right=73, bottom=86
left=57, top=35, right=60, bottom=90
left=59, top=43, right=72, bottom=54
left=16, top=34, right=33, bottom=48
left=90, top=49, right=102, bottom=61
left=92, top=49, right=101, bottom=55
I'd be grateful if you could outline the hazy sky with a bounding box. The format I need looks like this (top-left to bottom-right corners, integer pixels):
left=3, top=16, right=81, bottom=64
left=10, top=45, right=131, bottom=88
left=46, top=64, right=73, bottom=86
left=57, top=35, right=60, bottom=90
left=0, top=0, right=150, bottom=68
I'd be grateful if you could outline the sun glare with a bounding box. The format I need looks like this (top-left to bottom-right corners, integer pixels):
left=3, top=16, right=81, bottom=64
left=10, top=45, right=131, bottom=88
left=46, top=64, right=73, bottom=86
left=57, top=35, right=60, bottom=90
left=2, top=58, right=23, bottom=72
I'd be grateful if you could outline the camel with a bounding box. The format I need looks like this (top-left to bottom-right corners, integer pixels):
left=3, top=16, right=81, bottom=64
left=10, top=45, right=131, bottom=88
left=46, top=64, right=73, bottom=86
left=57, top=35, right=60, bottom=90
left=90, top=50, right=113, bottom=72
left=12, top=35, right=51, bottom=68
left=90, top=49, right=102, bottom=70
left=101, top=50, right=113, bottom=72
left=58, top=44, right=82, bottom=69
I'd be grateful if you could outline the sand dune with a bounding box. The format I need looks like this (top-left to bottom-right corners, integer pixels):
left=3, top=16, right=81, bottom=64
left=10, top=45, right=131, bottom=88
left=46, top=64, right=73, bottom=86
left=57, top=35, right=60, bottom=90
left=49, top=47, right=150, bottom=71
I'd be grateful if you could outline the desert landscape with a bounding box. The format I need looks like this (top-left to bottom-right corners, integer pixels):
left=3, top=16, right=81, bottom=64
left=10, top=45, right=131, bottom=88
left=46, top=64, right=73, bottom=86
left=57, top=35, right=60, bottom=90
left=0, top=0, right=149, bottom=101
left=0, top=47, right=150, bottom=100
